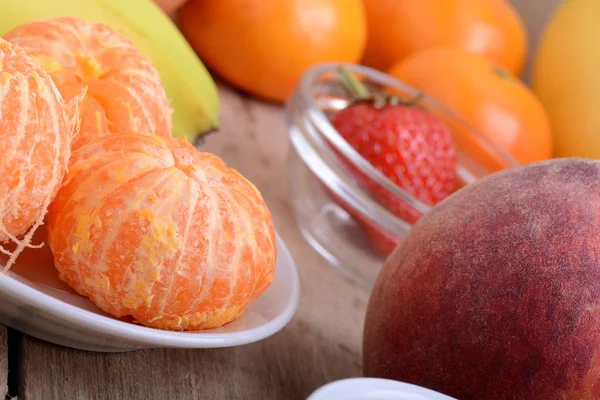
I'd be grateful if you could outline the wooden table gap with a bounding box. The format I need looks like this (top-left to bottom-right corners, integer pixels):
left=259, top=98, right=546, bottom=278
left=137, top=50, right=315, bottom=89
left=6, top=329, right=23, bottom=400
left=0, top=326, right=7, bottom=399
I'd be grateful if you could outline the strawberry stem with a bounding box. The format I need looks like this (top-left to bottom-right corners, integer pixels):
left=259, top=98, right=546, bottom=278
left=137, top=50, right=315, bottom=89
left=402, top=92, right=424, bottom=106
left=337, top=66, right=371, bottom=100
left=337, top=65, right=425, bottom=110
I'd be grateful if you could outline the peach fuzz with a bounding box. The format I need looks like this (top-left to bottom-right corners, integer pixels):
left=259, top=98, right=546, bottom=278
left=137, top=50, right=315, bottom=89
left=364, top=158, right=600, bottom=399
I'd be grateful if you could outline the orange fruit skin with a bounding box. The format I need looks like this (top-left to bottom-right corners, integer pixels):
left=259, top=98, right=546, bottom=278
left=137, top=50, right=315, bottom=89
left=177, top=0, right=366, bottom=103
left=0, top=38, right=73, bottom=244
left=47, top=133, right=277, bottom=331
left=388, top=47, right=552, bottom=165
left=4, top=17, right=173, bottom=151
left=362, top=0, right=527, bottom=76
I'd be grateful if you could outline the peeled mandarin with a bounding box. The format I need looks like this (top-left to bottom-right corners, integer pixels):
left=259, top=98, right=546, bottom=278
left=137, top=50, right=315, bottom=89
left=0, top=37, right=75, bottom=270
left=47, top=133, right=277, bottom=331
left=4, top=17, right=172, bottom=150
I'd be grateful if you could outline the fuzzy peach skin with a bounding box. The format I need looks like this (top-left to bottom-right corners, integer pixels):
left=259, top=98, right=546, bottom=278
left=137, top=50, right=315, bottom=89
left=364, top=158, right=600, bottom=399
left=47, top=133, right=277, bottom=331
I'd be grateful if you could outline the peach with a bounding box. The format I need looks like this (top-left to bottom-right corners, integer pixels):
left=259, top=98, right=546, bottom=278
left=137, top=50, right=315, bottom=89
left=363, top=158, right=600, bottom=399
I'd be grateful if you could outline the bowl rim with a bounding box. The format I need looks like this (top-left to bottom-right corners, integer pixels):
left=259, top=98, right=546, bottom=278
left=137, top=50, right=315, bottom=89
left=0, top=232, right=301, bottom=349
left=287, top=62, right=520, bottom=236
left=306, top=377, right=457, bottom=400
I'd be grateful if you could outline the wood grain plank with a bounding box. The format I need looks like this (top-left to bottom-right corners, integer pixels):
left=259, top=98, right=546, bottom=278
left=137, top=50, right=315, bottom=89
left=18, top=84, right=370, bottom=400
left=0, top=326, right=6, bottom=398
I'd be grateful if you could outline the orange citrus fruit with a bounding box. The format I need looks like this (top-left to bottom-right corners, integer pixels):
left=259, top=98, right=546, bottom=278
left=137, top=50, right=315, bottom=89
left=177, top=0, right=367, bottom=103
left=4, top=17, right=172, bottom=150
left=47, top=133, right=277, bottom=331
left=361, top=0, right=527, bottom=76
left=0, top=38, right=75, bottom=271
left=388, top=47, right=552, bottom=165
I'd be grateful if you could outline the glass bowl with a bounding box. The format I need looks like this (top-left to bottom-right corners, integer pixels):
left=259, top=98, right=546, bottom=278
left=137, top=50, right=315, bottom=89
left=285, top=63, right=519, bottom=288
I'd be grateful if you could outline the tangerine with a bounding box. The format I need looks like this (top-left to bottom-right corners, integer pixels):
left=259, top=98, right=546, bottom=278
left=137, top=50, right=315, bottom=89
left=47, top=133, right=277, bottom=331
left=4, top=17, right=172, bottom=150
left=0, top=38, right=75, bottom=270
left=361, top=0, right=527, bottom=76
left=388, top=47, right=552, bottom=165
left=177, top=0, right=366, bottom=103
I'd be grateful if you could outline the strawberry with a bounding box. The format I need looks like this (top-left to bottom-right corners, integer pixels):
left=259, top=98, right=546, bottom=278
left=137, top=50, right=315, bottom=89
left=326, top=68, right=457, bottom=256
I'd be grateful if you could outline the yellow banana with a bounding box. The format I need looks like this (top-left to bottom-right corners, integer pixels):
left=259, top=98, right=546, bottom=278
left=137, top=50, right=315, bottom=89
left=0, top=0, right=219, bottom=142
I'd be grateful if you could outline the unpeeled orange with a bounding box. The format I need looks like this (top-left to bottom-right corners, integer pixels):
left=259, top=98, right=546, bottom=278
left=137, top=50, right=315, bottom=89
left=177, top=0, right=367, bottom=103
left=4, top=17, right=172, bottom=150
left=47, top=133, right=277, bottom=331
left=361, top=0, right=527, bottom=76
left=0, top=38, right=76, bottom=271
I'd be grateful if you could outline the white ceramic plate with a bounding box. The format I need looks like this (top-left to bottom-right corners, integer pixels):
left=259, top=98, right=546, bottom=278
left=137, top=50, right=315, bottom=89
left=307, top=378, right=457, bottom=400
left=0, top=228, right=300, bottom=352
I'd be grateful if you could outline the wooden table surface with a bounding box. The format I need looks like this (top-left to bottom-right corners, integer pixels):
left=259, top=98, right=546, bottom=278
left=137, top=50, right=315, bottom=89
left=0, top=84, right=371, bottom=400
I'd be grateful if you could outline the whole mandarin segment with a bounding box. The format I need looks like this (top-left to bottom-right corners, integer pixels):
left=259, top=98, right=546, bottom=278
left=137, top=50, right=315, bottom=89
left=47, top=133, right=277, bottom=331
left=4, top=17, right=173, bottom=150
left=0, top=37, right=75, bottom=270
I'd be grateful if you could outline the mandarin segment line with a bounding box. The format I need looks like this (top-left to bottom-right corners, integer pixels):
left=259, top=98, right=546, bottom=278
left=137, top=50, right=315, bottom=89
left=158, top=177, right=198, bottom=316
left=122, top=172, right=185, bottom=311
left=220, top=185, right=253, bottom=313
left=186, top=162, right=221, bottom=314
left=105, top=170, right=178, bottom=298
left=57, top=153, right=163, bottom=254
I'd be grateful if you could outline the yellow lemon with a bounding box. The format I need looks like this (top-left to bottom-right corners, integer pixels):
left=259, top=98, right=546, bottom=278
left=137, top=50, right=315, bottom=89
left=532, top=0, right=600, bottom=159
